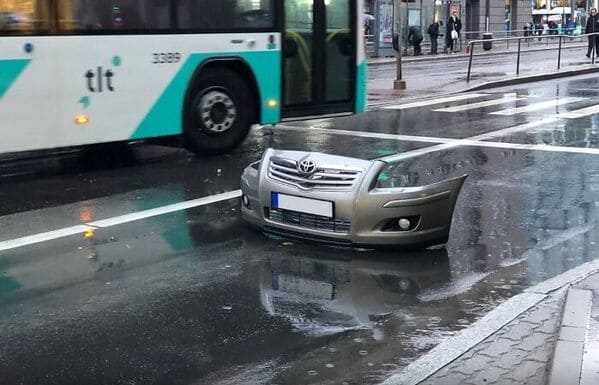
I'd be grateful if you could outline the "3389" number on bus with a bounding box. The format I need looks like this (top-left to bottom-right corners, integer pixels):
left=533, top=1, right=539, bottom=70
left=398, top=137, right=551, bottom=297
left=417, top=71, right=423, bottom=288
left=152, top=53, right=182, bottom=64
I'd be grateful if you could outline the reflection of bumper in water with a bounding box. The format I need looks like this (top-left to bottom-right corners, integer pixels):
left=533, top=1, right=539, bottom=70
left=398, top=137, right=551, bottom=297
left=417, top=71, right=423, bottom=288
left=259, top=249, right=451, bottom=335
left=241, top=149, right=467, bottom=248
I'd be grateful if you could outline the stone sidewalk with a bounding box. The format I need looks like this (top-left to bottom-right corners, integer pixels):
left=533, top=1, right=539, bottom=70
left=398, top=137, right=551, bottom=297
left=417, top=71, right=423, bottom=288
left=381, top=260, right=599, bottom=385
left=365, top=42, right=597, bottom=106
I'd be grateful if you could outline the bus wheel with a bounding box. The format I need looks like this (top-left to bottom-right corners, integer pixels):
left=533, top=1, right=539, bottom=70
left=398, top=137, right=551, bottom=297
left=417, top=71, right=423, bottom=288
left=183, top=69, right=255, bottom=155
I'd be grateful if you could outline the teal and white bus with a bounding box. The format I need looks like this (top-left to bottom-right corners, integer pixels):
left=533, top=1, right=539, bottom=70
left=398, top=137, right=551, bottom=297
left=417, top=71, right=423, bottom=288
left=0, top=0, right=366, bottom=155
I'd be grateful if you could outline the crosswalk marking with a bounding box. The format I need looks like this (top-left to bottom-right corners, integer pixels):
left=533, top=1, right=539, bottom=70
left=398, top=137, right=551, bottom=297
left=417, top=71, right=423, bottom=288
left=383, top=93, right=489, bottom=110
left=434, top=96, right=523, bottom=113
left=560, top=104, right=599, bottom=119
left=489, top=97, right=586, bottom=116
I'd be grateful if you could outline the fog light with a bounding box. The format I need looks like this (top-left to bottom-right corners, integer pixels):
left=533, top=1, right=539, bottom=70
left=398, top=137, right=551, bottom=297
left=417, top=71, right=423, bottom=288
left=242, top=195, right=250, bottom=208
left=398, top=218, right=411, bottom=230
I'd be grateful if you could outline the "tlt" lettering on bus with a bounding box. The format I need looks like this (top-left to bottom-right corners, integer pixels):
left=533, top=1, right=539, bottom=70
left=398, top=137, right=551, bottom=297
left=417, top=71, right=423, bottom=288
left=85, top=67, right=115, bottom=92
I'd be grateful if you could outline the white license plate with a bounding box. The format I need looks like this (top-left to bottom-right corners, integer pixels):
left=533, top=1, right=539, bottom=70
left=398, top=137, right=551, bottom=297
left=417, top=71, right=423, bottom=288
left=271, top=192, right=333, bottom=218
left=273, top=275, right=334, bottom=300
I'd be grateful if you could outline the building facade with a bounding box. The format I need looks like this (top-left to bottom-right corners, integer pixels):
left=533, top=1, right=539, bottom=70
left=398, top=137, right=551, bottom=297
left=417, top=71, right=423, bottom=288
left=365, top=0, right=535, bottom=57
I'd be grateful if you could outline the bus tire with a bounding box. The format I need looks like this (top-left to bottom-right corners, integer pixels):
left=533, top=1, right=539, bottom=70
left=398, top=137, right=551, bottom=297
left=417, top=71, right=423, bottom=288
left=183, top=68, right=255, bottom=155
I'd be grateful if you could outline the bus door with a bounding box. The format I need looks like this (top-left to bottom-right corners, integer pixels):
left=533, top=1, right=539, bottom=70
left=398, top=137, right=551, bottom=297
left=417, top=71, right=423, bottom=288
left=282, top=0, right=355, bottom=118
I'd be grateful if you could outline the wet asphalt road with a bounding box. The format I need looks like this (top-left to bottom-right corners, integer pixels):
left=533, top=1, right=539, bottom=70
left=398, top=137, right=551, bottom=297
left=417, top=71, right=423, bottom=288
left=2, top=74, right=599, bottom=385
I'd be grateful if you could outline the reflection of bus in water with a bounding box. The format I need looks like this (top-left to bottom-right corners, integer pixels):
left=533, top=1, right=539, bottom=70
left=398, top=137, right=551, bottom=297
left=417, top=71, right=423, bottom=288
left=0, top=0, right=366, bottom=157
left=531, top=7, right=582, bottom=35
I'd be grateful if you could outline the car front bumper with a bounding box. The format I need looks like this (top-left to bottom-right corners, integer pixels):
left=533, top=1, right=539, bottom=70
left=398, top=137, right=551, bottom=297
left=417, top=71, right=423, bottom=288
left=241, top=149, right=466, bottom=248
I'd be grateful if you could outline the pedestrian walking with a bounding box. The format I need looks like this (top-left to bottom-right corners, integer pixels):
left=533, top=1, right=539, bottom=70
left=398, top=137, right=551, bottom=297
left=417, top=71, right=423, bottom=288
left=534, top=20, right=544, bottom=40
left=547, top=20, right=558, bottom=35
left=427, top=20, right=443, bottom=54
left=586, top=8, right=599, bottom=58
left=445, top=11, right=462, bottom=53
left=523, top=20, right=532, bottom=42
left=407, top=25, right=423, bottom=56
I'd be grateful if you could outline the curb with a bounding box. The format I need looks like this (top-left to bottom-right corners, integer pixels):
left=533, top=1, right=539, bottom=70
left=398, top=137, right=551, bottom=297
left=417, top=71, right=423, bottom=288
left=547, top=288, right=593, bottom=385
left=367, top=43, right=586, bottom=67
left=464, top=65, right=599, bottom=91
left=380, top=258, right=599, bottom=385
left=367, top=65, right=599, bottom=110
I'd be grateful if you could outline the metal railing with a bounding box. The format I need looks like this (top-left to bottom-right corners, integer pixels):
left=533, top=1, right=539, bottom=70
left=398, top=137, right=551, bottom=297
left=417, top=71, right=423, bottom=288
left=465, top=32, right=599, bottom=82
left=459, top=28, right=583, bottom=52
left=393, top=27, right=584, bottom=56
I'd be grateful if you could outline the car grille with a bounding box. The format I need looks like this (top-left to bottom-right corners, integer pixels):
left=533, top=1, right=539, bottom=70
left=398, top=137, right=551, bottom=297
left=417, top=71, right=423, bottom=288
left=268, top=208, right=351, bottom=233
left=268, top=157, right=362, bottom=190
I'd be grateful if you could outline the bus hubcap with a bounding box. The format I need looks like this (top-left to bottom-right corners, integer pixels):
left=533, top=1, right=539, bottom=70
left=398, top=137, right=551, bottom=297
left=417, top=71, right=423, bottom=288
left=198, top=91, right=237, bottom=133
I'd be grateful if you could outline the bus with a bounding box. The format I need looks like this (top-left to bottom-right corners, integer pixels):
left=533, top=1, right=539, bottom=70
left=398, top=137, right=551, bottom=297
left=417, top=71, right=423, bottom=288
left=0, top=0, right=366, bottom=155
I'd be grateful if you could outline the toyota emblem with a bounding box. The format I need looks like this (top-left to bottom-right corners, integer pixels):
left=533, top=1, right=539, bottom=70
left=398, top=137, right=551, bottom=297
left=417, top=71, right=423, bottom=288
left=298, top=159, right=316, bottom=175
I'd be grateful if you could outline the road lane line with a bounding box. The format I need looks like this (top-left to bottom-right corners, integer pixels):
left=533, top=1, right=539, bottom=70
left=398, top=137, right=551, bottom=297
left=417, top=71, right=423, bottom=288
left=0, top=190, right=242, bottom=253
left=489, top=97, right=586, bottom=116
left=434, top=96, right=523, bottom=113
left=451, top=139, right=599, bottom=156
left=560, top=104, right=599, bottom=119
left=0, top=225, right=97, bottom=252
left=383, top=93, right=489, bottom=110
left=277, top=117, right=563, bottom=163
left=275, top=124, right=457, bottom=145
left=88, top=190, right=242, bottom=228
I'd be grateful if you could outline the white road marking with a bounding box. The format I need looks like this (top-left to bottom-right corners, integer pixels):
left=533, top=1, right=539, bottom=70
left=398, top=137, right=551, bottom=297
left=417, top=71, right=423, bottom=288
left=434, top=96, right=523, bottom=113
left=0, top=225, right=97, bottom=252
left=452, top=139, right=599, bottom=156
left=276, top=117, right=563, bottom=163
left=560, top=104, right=599, bottom=119
left=0, top=190, right=242, bottom=253
left=490, top=97, right=586, bottom=116
left=88, top=190, right=242, bottom=228
left=275, top=124, right=457, bottom=145
left=383, top=93, right=489, bottom=110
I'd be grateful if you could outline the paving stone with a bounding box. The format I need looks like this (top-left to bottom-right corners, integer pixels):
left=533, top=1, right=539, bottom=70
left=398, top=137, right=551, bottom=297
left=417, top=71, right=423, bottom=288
left=536, top=316, right=562, bottom=334
left=419, top=370, right=471, bottom=385
left=493, top=349, right=529, bottom=370
left=506, top=359, right=549, bottom=384
left=413, top=291, right=567, bottom=385
left=464, top=365, right=509, bottom=385
left=573, top=274, right=599, bottom=291
left=451, top=353, right=495, bottom=374
left=513, top=333, right=555, bottom=354
left=497, top=321, right=537, bottom=342
left=477, top=339, right=522, bottom=358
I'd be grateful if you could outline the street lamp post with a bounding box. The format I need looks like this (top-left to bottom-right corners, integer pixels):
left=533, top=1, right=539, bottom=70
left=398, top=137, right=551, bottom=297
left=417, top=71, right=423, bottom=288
left=485, top=0, right=490, bottom=31
left=393, top=0, right=406, bottom=89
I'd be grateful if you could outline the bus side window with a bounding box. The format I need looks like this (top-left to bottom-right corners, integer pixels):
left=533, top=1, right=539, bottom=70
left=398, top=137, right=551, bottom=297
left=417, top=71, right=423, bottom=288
left=177, top=0, right=274, bottom=31
left=0, top=1, right=50, bottom=35
left=57, top=0, right=171, bottom=33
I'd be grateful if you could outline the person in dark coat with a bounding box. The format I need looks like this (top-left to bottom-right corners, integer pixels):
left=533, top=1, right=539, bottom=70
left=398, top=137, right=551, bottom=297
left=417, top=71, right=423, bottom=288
left=547, top=20, right=557, bottom=35
left=427, top=20, right=443, bottom=54
left=586, top=8, right=599, bottom=58
left=407, top=25, right=424, bottom=56
left=445, top=12, right=462, bottom=53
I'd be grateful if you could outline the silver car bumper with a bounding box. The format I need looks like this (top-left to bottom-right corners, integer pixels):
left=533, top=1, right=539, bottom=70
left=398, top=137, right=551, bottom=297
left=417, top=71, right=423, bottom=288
left=241, top=149, right=466, bottom=248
